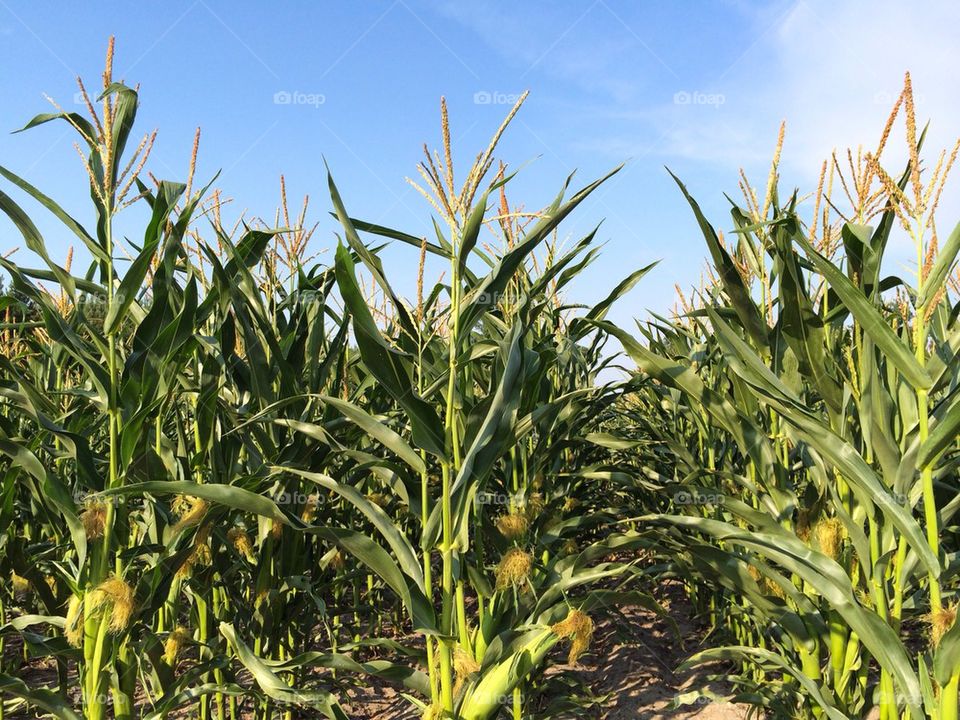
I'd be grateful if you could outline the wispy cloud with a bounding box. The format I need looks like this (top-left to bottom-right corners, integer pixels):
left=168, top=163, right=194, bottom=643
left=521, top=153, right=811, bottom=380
left=425, top=0, right=664, bottom=101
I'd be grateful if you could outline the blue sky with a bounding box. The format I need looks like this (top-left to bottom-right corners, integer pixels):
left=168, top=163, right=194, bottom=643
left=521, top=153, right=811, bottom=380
left=1, top=0, right=959, bottom=326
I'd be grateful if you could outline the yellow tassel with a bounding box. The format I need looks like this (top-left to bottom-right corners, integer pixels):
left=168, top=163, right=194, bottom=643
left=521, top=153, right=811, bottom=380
left=89, top=575, right=136, bottom=632
left=551, top=609, right=594, bottom=665
left=178, top=523, right=213, bottom=577
left=366, top=492, right=390, bottom=508
left=929, top=605, right=957, bottom=648
left=524, top=493, right=545, bottom=519
left=422, top=704, right=442, bottom=720
left=171, top=496, right=208, bottom=533
left=163, top=626, right=191, bottom=666
left=453, top=647, right=480, bottom=695
left=815, top=517, right=844, bottom=561
left=495, top=512, right=529, bottom=540
left=495, top=548, right=532, bottom=591
left=65, top=595, right=84, bottom=647
left=227, top=527, right=255, bottom=561
left=301, top=495, right=319, bottom=523
left=80, top=500, right=107, bottom=540
left=11, top=572, right=30, bottom=595
left=764, top=578, right=787, bottom=600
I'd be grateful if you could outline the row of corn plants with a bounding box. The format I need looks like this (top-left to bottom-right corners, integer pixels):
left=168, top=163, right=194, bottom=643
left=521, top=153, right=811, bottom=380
left=0, top=41, right=663, bottom=719
left=609, top=75, right=960, bottom=718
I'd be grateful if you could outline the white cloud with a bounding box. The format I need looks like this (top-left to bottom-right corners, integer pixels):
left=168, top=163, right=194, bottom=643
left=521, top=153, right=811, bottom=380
left=640, top=0, right=960, bottom=185
left=426, top=0, right=664, bottom=101
left=765, top=1, right=958, bottom=174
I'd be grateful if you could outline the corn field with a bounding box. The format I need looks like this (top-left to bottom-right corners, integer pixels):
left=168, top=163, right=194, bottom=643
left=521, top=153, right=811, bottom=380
left=1, top=41, right=959, bottom=720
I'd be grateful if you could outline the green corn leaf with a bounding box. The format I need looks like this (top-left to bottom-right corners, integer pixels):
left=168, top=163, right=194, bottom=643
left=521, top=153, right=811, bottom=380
left=459, top=627, right=557, bottom=720
left=275, top=466, right=424, bottom=589
left=668, top=169, right=768, bottom=348
left=219, top=623, right=348, bottom=719
left=0, top=673, right=83, bottom=720
left=646, top=514, right=925, bottom=720
left=104, top=180, right=184, bottom=335
left=798, top=231, right=932, bottom=390
left=706, top=307, right=940, bottom=577
left=334, top=242, right=446, bottom=458
left=0, top=164, right=107, bottom=263
left=315, top=394, right=426, bottom=474
left=918, top=220, right=960, bottom=309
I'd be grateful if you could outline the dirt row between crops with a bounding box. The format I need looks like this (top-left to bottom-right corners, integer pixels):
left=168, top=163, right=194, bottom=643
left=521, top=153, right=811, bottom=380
left=344, top=581, right=754, bottom=719
left=566, top=584, right=754, bottom=720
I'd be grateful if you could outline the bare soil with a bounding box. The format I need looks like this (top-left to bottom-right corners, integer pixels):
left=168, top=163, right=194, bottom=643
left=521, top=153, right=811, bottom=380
left=558, top=583, right=754, bottom=719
